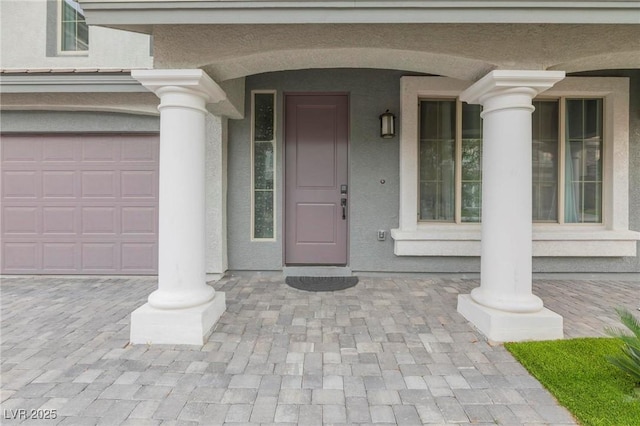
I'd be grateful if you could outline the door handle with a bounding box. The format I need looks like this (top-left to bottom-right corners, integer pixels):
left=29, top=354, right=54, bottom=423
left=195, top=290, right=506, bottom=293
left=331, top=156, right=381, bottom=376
left=341, top=197, right=347, bottom=220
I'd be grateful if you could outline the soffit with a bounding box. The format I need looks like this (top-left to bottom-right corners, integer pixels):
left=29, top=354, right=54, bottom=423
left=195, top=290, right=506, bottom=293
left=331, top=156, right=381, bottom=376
left=149, top=24, right=640, bottom=80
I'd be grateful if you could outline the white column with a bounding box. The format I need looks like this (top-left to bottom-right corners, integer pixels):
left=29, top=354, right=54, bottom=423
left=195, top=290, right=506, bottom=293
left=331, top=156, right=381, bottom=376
left=129, top=69, right=227, bottom=345
left=457, top=70, right=565, bottom=342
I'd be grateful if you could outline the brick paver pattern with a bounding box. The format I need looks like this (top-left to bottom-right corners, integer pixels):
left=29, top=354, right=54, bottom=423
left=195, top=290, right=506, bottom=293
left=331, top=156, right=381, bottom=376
left=1, top=273, right=638, bottom=425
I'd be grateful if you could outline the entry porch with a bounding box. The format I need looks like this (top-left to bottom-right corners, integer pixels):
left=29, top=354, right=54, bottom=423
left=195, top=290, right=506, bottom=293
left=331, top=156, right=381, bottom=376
left=2, top=273, right=639, bottom=424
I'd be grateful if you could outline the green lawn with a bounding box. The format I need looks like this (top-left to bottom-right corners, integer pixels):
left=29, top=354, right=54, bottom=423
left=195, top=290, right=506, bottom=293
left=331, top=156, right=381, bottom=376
left=505, top=338, right=640, bottom=426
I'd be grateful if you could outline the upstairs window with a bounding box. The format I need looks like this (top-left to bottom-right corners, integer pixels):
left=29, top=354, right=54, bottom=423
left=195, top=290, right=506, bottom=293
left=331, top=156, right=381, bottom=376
left=59, top=0, right=88, bottom=53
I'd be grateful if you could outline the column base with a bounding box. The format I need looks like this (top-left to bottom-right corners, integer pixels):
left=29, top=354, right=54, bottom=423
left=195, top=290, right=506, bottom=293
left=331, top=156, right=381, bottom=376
left=457, top=294, right=563, bottom=342
left=130, top=292, right=226, bottom=345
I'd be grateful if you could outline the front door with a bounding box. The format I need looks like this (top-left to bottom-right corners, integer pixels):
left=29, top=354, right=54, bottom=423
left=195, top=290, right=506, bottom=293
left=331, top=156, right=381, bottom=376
left=284, top=93, right=349, bottom=265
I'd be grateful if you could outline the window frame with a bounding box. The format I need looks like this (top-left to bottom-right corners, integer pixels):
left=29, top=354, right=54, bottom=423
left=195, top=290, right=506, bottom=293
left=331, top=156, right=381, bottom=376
left=57, top=0, right=89, bottom=55
left=250, top=90, right=277, bottom=242
left=392, top=76, right=639, bottom=257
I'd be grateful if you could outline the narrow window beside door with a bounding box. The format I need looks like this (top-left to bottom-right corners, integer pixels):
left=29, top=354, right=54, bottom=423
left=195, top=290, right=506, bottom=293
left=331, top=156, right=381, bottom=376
left=251, top=91, right=276, bottom=240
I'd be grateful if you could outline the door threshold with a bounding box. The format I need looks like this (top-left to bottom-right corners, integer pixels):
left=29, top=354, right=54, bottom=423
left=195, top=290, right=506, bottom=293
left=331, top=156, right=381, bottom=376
left=283, top=266, right=352, bottom=277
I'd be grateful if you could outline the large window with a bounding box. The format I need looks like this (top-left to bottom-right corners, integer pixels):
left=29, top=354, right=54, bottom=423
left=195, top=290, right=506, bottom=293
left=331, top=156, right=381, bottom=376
left=251, top=91, right=276, bottom=240
left=394, top=76, right=637, bottom=257
left=59, top=0, right=88, bottom=53
left=418, top=97, right=603, bottom=225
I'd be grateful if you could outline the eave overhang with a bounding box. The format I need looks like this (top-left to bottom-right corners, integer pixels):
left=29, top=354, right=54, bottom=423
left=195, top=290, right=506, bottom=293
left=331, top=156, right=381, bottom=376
left=79, top=0, right=640, bottom=33
left=0, top=71, right=149, bottom=94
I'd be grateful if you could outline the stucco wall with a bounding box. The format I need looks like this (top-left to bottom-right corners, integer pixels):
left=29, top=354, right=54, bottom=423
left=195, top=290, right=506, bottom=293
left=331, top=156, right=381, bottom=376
left=0, top=0, right=152, bottom=70
left=228, top=68, right=639, bottom=273
left=0, top=110, right=159, bottom=133
left=228, top=69, right=479, bottom=272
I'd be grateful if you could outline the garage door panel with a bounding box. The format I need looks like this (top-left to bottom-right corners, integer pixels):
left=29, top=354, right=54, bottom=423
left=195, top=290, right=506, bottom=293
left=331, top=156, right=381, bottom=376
left=43, top=207, right=76, bottom=234
left=82, top=207, right=117, bottom=234
left=82, top=243, right=117, bottom=270
left=43, top=171, right=77, bottom=198
left=2, top=242, right=38, bottom=270
left=3, top=171, right=39, bottom=198
left=2, top=138, right=40, bottom=162
left=43, top=243, right=77, bottom=270
left=122, top=207, right=155, bottom=234
left=3, top=207, right=38, bottom=234
left=1, top=134, right=159, bottom=275
left=43, top=138, right=77, bottom=162
left=81, top=171, right=117, bottom=198
left=121, top=171, right=155, bottom=198
left=122, top=138, right=157, bottom=162
left=122, top=243, right=156, bottom=271
left=83, top=138, right=119, bottom=162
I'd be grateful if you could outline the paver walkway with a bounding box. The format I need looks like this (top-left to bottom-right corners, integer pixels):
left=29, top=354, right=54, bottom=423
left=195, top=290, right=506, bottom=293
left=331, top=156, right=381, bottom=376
left=1, top=273, right=638, bottom=425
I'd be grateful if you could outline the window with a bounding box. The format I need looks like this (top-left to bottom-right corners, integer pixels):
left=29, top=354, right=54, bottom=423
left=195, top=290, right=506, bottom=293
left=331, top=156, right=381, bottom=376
left=419, top=100, right=483, bottom=223
left=532, top=100, right=559, bottom=222
left=251, top=91, right=276, bottom=240
left=59, top=0, right=88, bottom=53
left=564, top=99, right=603, bottom=223
left=418, top=98, right=603, bottom=225
left=393, top=76, right=639, bottom=257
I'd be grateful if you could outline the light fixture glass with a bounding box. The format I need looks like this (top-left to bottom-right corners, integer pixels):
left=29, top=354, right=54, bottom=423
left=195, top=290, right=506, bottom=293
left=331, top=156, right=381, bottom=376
left=380, top=109, right=396, bottom=138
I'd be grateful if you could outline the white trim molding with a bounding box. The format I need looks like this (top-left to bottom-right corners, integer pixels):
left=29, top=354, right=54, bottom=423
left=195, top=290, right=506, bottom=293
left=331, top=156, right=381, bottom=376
left=79, top=1, right=640, bottom=28
left=391, top=75, right=640, bottom=258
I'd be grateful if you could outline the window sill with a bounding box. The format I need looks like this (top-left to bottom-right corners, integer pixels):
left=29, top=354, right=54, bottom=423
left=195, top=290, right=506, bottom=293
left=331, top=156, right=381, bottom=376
left=390, top=224, right=640, bottom=257
left=56, top=51, right=89, bottom=57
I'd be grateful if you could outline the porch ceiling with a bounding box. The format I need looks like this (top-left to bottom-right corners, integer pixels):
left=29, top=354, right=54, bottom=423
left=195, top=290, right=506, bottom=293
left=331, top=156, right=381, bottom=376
left=150, top=24, right=640, bottom=81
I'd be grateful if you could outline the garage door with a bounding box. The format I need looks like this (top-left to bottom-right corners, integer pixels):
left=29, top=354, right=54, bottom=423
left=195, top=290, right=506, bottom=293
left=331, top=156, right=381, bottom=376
left=1, top=134, right=159, bottom=275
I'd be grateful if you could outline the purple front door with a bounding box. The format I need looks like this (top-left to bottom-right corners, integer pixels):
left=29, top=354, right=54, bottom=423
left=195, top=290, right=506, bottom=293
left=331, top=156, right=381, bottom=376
left=285, top=94, right=349, bottom=265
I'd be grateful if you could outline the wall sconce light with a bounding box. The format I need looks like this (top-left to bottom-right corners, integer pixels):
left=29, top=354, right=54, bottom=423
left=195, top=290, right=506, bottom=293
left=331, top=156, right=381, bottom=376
left=379, top=109, right=396, bottom=139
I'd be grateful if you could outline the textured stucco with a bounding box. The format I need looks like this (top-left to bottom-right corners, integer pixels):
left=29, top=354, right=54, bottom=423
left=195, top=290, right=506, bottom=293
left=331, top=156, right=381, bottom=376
left=0, top=92, right=160, bottom=116
left=227, top=68, right=639, bottom=273
left=1, top=0, right=152, bottom=70
left=0, top=110, right=159, bottom=133
left=205, top=113, right=229, bottom=275
left=151, top=24, right=640, bottom=82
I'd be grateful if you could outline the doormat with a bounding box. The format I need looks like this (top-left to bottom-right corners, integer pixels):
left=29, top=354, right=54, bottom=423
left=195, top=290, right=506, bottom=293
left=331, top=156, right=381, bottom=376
left=285, top=276, right=359, bottom=292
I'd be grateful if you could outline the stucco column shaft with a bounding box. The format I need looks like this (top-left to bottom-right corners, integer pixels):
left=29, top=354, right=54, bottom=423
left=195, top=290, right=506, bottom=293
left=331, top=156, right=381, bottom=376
left=150, top=86, right=213, bottom=308
left=457, top=70, right=565, bottom=341
left=475, top=89, right=540, bottom=312
left=129, top=69, right=228, bottom=345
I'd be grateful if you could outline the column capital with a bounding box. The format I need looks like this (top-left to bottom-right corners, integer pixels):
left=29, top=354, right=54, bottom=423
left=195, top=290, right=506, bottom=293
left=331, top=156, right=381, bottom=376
left=460, top=70, right=565, bottom=106
left=132, top=69, right=227, bottom=105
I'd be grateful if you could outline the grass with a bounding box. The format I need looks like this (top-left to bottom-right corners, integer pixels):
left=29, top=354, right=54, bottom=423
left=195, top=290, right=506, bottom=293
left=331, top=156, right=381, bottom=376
left=505, top=338, right=640, bottom=426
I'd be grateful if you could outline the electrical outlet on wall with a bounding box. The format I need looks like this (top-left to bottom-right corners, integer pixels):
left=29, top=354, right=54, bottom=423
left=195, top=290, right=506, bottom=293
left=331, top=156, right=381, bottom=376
left=377, top=230, right=386, bottom=241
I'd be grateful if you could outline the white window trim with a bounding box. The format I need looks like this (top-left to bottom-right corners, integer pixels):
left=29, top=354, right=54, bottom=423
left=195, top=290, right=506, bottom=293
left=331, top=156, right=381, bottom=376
left=391, top=76, right=640, bottom=257
left=250, top=90, right=277, bottom=242
left=57, top=0, right=89, bottom=56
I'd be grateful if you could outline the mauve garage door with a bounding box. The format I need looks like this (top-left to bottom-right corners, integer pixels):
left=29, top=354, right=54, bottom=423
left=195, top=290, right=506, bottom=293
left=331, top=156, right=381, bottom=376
left=1, top=134, right=159, bottom=275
